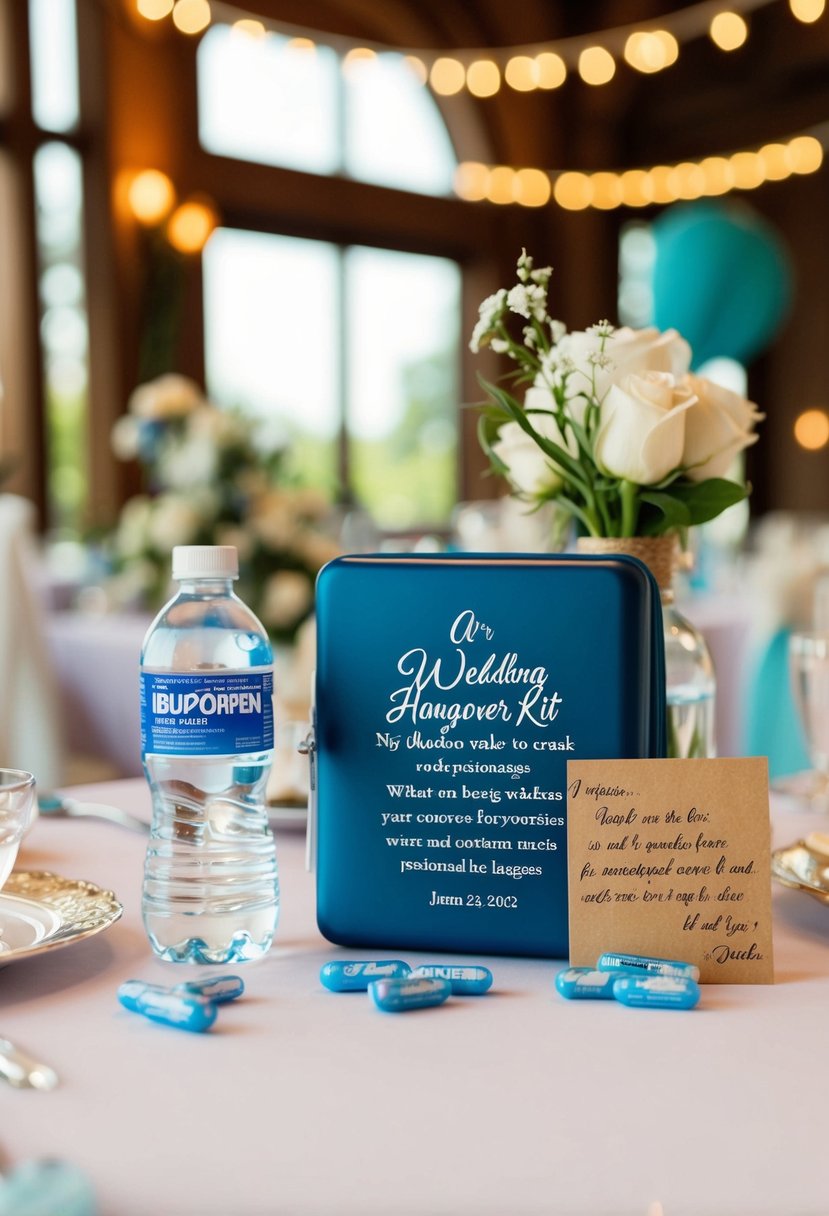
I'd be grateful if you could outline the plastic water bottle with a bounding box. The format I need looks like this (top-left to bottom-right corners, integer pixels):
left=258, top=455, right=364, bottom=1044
left=140, top=545, right=279, bottom=964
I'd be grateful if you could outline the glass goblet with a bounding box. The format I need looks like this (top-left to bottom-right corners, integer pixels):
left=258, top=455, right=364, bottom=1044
left=0, top=769, right=36, bottom=889
left=789, top=632, right=829, bottom=810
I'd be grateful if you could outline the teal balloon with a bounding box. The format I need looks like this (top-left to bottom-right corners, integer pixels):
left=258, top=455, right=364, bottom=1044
left=651, top=201, right=793, bottom=368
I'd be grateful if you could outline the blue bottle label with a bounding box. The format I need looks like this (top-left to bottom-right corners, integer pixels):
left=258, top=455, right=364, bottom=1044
left=140, top=669, right=274, bottom=756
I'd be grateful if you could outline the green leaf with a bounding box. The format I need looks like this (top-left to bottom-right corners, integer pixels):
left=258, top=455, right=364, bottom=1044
left=477, top=412, right=510, bottom=476
left=665, top=478, right=749, bottom=526
left=478, top=376, right=591, bottom=493
left=637, top=491, right=692, bottom=535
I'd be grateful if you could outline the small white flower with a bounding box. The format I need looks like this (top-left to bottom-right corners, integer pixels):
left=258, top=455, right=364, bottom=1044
left=469, top=288, right=507, bottom=352
left=530, top=264, right=552, bottom=287
left=587, top=319, right=615, bottom=339
left=550, top=320, right=567, bottom=344
left=522, top=326, right=537, bottom=350
left=507, top=282, right=547, bottom=323
left=490, top=338, right=509, bottom=353
left=587, top=352, right=613, bottom=369
left=516, top=248, right=532, bottom=283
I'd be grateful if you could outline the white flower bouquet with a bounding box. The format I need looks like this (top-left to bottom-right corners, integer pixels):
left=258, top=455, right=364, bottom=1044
left=106, top=375, right=340, bottom=642
left=472, top=250, right=763, bottom=546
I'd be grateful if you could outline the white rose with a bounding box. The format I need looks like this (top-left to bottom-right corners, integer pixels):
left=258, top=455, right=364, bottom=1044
left=557, top=326, right=692, bottom=403
left=491, top=387, right=577, bottom=497
left=681, top=375, right=763, bottom=482
left=128, top=374, right=204, bottom=421
left=594, top=372, right=697, bottom=485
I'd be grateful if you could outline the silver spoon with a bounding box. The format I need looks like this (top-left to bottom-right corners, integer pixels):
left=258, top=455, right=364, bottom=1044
left=38, top=795, right=149, bottom=835
left=0, top=1038, right=58, bottom=1090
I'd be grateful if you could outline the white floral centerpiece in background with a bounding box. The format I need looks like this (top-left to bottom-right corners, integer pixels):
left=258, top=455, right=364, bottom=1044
left=471, top=249, right=764, bottom=758
left=106, top=374, right=340, bottom=643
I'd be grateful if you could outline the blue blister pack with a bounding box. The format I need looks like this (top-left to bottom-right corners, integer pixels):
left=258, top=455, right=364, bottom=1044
left=313, top=554, right=665, bottom=958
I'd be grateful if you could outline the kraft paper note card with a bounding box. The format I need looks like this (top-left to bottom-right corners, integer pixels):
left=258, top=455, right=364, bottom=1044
left=566, top=757, right=773, bottom=983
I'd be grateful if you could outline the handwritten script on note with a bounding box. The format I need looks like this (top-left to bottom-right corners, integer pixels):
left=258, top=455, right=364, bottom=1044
left=566, top=757, right=773, bottom=983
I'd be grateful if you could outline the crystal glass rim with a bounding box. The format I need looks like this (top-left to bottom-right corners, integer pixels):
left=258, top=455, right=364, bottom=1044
left=0, top=769, right=36, bottom=792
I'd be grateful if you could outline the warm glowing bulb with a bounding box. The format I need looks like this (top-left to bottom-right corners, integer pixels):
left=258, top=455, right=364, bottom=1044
left=709, top=12, right=748, bottom=50
left=758, top=143, right=791, bottom=181
left=578, top=45, right=616, bottom=85
left=453, top=162, right=489, bottom=202
left=787, top=134, right=824, bottom=173
left=167, top=198, right=218, bottom=254
left=505, top=56, right=537, bottom=91
left=794, top=409, right=829, bottom=450
left=404, top=55, right=427, bottom=84
left=486, top=166, right=516, bottom=205
left=136, top=0, right=174, bottom=19
left=668, top=161, right=707, bottom=199
left=429, top=57, right=465, bottom=95
left=619, top=169, right=654, bottom=207
left=590, top=171, right=623, bottom=209
left=127, top=169, right=176, bottom=224
left=466, top=59, right=501, bottom=97
left=730, top=150, right=765, bottom=189
left=648, top=165, right=676, bottom=204
left=172, top=0, right=211, bottom=35
left=790, top=0, right=825, bottom=21
left=287, top=37, right=316, bottom=53
left=514, top=167, right=551, bottom=207
left=534, top=51, right=566, bottom=89
left=654, top=30, right=679, bottom=66
left=342, top=48, right=376, bottom=78
left=624, top=31, right=667, bottom=73
left=553, top=172, right=592, bottom=210
left=232, top=19, right=265, bottom=38
left=700, top=155, right=735, bottom=195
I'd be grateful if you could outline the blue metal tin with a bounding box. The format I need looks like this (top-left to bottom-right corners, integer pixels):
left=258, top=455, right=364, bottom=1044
left=314, top=553, right=665, bottom=958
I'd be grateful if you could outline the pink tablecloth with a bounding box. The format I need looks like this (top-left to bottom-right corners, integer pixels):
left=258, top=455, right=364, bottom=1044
left=0, top=779, right=826, bottom=1216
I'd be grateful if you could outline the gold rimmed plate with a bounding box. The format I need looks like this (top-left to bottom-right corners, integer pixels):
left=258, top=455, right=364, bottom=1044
left=0, top=871, right=123, bottom=964
left=772, top=835, right=829, bottom=905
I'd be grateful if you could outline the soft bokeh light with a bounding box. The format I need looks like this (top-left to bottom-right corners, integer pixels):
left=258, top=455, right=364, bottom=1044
left=710, top=11, right=749, bottom=50
left=466, top=59, right=500, bottom=97
left=127, top=169, right=176, bottom=224
left=231, top=19, right=266, bottom=39
left=485, top=165, right=516, bottom=204
left=167, top=197, right=219, bottom=253
left=553, top=171, right=592, bottom=210
left=514, top=167, right=551, bottom=207
left=430, top=57, right=465, bottom=95
left=505, top=55, right=537, bottom=91
left=578, top=45, right=616, bottom=85
left=534, top=51, right=566, bottom=89
left=787, top=134, right=823, bottom=173
left=136, top=0, right=174, bottom=19
left=790, top=0, right=825, bottom=21
left=172, top=0, right=211, bottom=36
left=794, top=409, right=829, bottom=450
left=624, top=31, right=669, bottom=73
left=453, top=161, right=489, bottom=201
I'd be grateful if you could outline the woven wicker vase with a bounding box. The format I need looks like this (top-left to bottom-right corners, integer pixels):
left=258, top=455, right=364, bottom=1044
left=576, top=534, right=716, bottom=759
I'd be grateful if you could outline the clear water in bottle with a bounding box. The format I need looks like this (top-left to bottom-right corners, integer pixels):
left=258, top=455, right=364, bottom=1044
left=140, top=546, right=279, bottom=964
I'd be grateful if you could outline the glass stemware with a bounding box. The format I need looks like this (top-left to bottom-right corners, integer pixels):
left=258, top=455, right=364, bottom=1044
left=787, top=631, right=829, bottom=810
left=0, top=770, right=37, bottom=889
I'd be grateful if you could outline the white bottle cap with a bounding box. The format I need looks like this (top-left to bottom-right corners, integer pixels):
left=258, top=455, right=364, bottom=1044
left=171, top=546, right=239, bottom=580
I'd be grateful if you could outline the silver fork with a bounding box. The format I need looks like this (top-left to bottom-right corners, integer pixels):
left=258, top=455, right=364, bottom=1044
left=38, top=795, right=149, bottom=835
